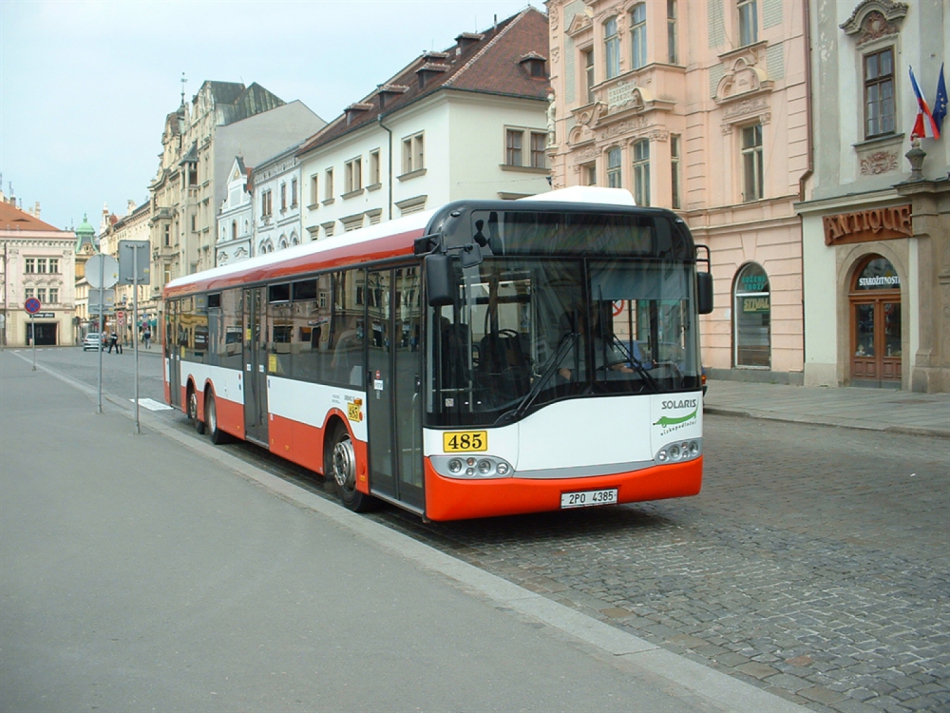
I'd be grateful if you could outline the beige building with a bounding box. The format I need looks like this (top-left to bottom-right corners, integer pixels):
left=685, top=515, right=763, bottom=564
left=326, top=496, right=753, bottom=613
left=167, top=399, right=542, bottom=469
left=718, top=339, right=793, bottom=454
left=98, top=200, right=153, bottom=342
left=0, top=199, right=77, bottom=346
left=546, top=0, right=809, bottom=383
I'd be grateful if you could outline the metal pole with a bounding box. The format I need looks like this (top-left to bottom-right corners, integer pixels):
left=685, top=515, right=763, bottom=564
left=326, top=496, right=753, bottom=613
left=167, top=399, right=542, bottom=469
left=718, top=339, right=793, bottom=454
left=132, top=244, right=141, bottom=434
left=97, top=255, right=104, bottom=414
left=30, top=313, right=36, bottom=370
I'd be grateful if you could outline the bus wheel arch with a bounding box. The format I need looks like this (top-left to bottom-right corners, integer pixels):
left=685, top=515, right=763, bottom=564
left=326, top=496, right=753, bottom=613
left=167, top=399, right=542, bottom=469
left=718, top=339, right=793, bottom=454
left=324, top=418, right=376, bottom=513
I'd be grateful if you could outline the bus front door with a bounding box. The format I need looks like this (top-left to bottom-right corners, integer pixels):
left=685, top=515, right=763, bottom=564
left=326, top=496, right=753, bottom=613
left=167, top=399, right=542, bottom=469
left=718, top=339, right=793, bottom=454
left=244, top=287, right=269, bottom=446
left=165, top=304, right=181, bottom=409
left=366, top=267, right=424, bottom=511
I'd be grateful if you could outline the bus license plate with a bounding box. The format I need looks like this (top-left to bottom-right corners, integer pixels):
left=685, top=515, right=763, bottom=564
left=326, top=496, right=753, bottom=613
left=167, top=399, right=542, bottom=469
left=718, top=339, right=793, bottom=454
left=560, top=488, right=618, bottom=509
left=443, top=431, right=488, bottom=452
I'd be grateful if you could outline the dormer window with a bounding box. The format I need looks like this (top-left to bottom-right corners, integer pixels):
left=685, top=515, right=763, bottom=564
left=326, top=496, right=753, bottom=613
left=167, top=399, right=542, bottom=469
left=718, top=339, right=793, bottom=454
left=519, top=52, right=548, bottom=78
left=345, top=103, right=373, bottom=125
left=455, top=32, right=484, bottom=53
left=416, top=63, right=449, bottom=89
left=377, top=84, right=409, bottom=110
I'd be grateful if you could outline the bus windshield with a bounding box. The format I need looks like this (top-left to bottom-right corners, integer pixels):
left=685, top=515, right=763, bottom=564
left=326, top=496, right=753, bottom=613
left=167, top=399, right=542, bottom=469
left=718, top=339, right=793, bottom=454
left=427, top=256, right=701, bottom=427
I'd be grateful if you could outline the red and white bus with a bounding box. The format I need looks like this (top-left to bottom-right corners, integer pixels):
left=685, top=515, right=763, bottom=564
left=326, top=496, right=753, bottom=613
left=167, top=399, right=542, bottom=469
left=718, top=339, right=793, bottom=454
left=163, top=187, right=713, bottom=521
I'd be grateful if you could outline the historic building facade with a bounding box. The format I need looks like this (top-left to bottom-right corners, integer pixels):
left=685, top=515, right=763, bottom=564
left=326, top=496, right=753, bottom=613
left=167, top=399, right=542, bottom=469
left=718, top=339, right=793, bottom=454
left=148, top=81, right=325, bottom=283
left=0, top=199, right=76, bottom=347
left=215, top=157, right=253, bottom=265
left=297, top=6, right=551, bottom=239
left=796, top=0, right=948, bottom=392
left=545, top=0, right=809, bottom=383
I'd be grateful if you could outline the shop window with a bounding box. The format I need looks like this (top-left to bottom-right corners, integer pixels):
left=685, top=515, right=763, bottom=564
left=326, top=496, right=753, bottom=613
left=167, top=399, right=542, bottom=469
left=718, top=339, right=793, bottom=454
left=733, top=262, right=770, bottom=368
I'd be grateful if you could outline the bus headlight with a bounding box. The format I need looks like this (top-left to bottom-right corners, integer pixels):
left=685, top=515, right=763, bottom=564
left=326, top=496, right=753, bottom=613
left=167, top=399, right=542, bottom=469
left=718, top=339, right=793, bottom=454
left=431, top=455, right=515, bottom=479
left=655, top=439, right=702, bottom=464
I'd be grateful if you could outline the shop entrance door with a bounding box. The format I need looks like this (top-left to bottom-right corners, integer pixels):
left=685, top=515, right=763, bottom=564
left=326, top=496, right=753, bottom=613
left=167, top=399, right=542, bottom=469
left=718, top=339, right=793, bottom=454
left=850, top=256, right=901, bottom=388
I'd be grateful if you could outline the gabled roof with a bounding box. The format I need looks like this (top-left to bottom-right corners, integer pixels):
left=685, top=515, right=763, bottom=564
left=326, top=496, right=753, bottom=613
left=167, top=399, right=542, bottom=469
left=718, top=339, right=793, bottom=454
left=0, top=201, right=62, bottom=232
left=204, top=81, right=286, bottom=126
left=298, top=7, right=549, bottom=155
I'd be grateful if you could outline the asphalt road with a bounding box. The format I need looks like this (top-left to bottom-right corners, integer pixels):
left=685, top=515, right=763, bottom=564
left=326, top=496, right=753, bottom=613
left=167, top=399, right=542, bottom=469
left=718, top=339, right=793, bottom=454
left=9, top=345, right=950, bottom=713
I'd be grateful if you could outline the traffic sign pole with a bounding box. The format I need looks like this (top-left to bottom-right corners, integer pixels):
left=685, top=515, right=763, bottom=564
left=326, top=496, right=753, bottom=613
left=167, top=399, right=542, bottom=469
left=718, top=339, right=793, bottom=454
left=24, top=297, right=41, bottom=371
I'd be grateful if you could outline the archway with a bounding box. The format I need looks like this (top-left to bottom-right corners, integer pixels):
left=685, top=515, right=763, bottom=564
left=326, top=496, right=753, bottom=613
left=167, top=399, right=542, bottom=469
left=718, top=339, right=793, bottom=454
left=733, top=262, right=771, bottom=368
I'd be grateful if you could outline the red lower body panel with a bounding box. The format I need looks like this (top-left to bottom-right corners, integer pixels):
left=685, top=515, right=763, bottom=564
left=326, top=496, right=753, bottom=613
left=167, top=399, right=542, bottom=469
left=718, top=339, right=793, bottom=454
left=423, top=457, right=703, bottom=521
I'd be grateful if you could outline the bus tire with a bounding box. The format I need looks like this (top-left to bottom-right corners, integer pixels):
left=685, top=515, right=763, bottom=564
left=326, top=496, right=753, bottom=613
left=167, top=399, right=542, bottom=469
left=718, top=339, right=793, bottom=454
left=206, top=392, right=230, bottom=445
left=326, top=422, right=376, bottom=513
left=188, top=387, right=205, bottom=435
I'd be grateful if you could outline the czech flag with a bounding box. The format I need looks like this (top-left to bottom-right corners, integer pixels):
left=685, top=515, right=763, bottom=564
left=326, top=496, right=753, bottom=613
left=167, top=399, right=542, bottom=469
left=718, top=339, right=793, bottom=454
left=909, top=66, right=939, bottom=140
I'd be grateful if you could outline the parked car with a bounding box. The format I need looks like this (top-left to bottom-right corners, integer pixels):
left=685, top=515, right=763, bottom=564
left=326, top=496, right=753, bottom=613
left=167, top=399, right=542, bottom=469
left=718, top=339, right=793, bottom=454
left=83, top=333, right=103, bottom=351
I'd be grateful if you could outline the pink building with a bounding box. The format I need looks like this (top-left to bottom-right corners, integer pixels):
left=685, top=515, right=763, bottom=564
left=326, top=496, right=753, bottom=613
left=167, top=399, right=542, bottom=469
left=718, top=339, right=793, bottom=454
left=545, top=0, right=809, bottom=383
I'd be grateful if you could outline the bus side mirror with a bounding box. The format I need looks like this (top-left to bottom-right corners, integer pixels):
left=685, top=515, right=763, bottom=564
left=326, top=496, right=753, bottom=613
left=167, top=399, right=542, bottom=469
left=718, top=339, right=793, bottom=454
left=697, top=272, right=714, bottom=315
left=426, top=254, right=454, bottom=307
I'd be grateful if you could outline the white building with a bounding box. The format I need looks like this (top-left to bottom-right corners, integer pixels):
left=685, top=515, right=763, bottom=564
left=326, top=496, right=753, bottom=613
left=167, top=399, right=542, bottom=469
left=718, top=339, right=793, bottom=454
left=796, top=0, right=949, bottom=392
left=0, top=199, right=77, bottom=346
left=250, top=142, right=307, bottom=254
left=297, top=7, right=552, bottom=239
left=215, top=157, right=253, bottom=265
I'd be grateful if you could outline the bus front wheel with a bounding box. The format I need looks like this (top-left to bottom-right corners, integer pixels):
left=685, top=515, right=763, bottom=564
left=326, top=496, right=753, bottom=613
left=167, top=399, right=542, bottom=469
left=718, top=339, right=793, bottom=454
left=327, top=424, right=375, bottom=513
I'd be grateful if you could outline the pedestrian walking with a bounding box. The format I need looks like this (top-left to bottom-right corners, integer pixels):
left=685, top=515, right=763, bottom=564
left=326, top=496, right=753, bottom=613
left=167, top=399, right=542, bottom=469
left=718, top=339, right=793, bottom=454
left=143, top=325, right=151, bottom=350
left=108, top=331, right=122, bottom=354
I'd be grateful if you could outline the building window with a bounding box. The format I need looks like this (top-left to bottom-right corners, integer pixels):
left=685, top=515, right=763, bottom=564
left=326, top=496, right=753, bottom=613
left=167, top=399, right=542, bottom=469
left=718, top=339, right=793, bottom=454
left=738, top=0, right=758, bottom=46
left=24, top=287, right=34, bottom=299
left=506, top=129, right=523, bottom=166
left=164, top=224, right=171, bottom=246
left=261, top=190, right=273, bottom=217
left=24, top=258, right=35, bottom=274
left=325, top=168, right=334, bottom=201
left=605, top=17, right=620, bottom=79
left=631, top=4, right=647, bottom=70
left=633, top=139, right=650, bottom=206
left=280, top=183, right=287, bottom=211
left=231, top=220, right=237, bottom=240
left=584, top=49, right=595, bottom=103
left=670, top=134, right=682, bottom=209
left=402, top=132, right=425, bottom=174
left=864, top=48, right=895, bottom=138
left=49, top=288, right=58, bottom=304
left=530, top=132, right=546, bottom=168
left=291, top=178, right=298, bottom=207
left=734, top=262, right=771, bottom=368
left=37, top=288, right=46, bottom=302
left=583, top=163, right=597, bottom=186
left=369, top=150, right=381, bottom=185
left=607, top=147, right=622, bottom=188
left=668, top=0, right=678, bottom=64
left=49, top=258, right=59, bottom=274
left=741, top=124, right=763, bottom=202
left=310, top=174, right=319, bottom=205
left=345, top=157, right=363, bottom=193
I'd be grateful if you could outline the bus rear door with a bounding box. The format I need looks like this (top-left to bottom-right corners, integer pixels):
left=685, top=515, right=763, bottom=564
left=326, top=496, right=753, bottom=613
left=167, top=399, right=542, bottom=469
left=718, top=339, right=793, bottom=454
left=366, top=267, right=424, bottom=511
left=244, top=287, right=269, bottom=446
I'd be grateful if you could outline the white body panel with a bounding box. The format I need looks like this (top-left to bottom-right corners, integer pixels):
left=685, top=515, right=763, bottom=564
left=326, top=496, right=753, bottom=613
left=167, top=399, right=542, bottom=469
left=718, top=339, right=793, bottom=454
left=180, top=362, right=245, bottom=404
left=268, top=375, right=369, bottom=442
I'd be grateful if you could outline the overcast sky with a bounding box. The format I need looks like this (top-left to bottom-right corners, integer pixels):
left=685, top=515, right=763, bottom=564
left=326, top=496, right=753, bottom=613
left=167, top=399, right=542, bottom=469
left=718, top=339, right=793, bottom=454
left=0, top=0, right=543, bottom=232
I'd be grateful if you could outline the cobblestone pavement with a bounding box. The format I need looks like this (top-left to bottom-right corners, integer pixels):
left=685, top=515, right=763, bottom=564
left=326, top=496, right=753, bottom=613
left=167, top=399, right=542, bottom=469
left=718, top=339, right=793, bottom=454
left=392, top=415, right=950, bottom=713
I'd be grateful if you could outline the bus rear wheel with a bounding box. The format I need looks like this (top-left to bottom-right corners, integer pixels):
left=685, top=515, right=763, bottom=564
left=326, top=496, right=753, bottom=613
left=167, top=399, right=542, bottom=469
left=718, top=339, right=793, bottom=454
left=327, top=424, right=375, bottom=513
left=188, top=388, right=205, bottom=434
left=205, top=393, right=230, bottom=445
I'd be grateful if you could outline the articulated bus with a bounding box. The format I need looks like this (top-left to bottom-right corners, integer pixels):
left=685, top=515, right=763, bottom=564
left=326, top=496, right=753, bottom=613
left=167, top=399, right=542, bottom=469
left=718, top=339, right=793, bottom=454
left=163, top=187, right=713, bottom=521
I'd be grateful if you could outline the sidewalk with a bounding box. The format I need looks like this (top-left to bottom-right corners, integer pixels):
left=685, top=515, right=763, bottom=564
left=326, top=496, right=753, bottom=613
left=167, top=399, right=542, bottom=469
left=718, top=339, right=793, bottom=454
left=0, top=349, right=808, bottom=713
left=704, top=378, right=950, bottom=439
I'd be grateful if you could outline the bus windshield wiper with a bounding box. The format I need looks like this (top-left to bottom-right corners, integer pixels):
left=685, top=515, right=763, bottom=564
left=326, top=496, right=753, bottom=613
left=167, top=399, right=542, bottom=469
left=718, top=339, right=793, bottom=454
left=611, top=337, right=659, bottom=392
left=494, top=333, right=577, bottom=426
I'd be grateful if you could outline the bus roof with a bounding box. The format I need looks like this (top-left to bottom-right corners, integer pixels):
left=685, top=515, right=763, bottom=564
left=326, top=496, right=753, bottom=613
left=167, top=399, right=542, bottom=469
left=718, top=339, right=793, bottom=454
left=164, top=187, right=657, bottom=298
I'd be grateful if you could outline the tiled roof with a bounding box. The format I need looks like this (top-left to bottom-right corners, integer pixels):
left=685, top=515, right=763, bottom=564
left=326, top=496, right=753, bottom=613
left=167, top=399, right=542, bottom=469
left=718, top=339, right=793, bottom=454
left=298, top=6, right=549, bottom=155
left=0, top=201, right=62, bottom=232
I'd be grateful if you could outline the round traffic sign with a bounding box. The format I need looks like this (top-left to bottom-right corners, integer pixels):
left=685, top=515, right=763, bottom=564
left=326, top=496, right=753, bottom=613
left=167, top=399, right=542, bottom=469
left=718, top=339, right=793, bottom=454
left=86, top=253, right=120, bottom=289
left=25, top=297, right=41, bottom=314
